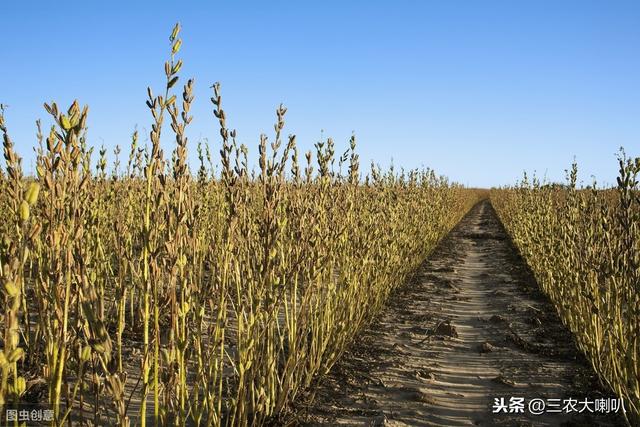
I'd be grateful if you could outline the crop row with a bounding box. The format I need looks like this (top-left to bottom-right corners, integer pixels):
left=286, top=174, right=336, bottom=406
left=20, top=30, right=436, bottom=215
left=491, top=156, right=640, bottom=426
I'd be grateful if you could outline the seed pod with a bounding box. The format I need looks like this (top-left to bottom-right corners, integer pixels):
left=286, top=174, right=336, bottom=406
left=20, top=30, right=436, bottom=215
left=172, top=59, right=183, bottom=74
left=22, top=247, right=30, bottom=264
left=7, top=348, right=24, bottom=363
left=172, top=39, right=182, bottom=55
left=170, top=23, right=180, bottom=41
left=28, top=223, right=41, bottom=240
left=19, top=200, right=30, bottom=221
left=93, top=342, right=106, bottom=353
left=60, top=115, right=72, bottom=130
left=4, top=280, right=19, bottom=298
left=162, top=348, right=173, bottom=364
left=108, top=375, right=123, bottom=396
left=25, top=182, right=40, bottom=205
left=69, top=112, right=79, bottom=128
left=81, top=345, right=92, bottom=362
left=15, top=377, right=25, bottom=395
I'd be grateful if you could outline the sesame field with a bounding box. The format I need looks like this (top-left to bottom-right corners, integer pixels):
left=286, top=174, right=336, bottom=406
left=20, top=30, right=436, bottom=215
left=0, top=22, right=638, bottom=427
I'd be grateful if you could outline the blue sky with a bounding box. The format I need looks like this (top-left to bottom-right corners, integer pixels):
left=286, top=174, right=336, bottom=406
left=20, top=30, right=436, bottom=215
left=2, top=1, right=639, bottom=187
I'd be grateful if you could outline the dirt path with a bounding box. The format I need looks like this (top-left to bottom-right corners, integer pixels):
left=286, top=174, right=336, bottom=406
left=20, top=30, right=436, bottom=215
left=299, top=200, right=624, bottom=426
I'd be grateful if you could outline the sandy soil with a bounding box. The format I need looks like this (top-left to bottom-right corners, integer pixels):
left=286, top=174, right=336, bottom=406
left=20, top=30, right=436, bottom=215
left=297, top=200, right=625, bottom=426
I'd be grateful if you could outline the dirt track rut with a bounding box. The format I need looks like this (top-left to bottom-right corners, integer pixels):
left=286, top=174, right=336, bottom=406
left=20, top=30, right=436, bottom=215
left=300, top=200, right=624, bottom=426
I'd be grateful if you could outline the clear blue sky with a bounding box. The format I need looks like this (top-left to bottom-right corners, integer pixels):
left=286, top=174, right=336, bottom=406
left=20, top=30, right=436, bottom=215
left=2, top=1, right=639, bottom=187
